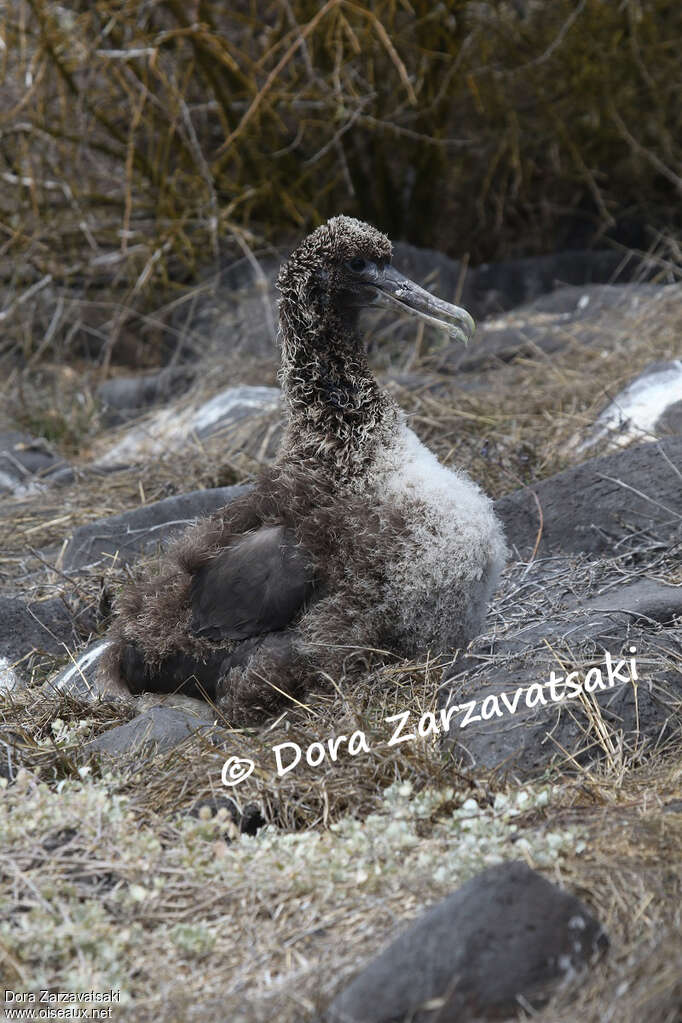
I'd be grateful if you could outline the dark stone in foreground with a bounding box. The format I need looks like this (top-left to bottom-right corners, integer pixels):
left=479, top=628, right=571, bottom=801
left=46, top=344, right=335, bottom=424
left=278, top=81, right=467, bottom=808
left=494, top=436, right=682, bottom=558
left=0, top=595, right=75, bottom=659
left=493, top=578, right=682, bottom=656
left=442, top=657, right=681, bottom=779
left=326, top=861, right=608, bottom=1023
left=62, top=485, right=249, bottom=570
left=86, top=704, right=217, bottom=757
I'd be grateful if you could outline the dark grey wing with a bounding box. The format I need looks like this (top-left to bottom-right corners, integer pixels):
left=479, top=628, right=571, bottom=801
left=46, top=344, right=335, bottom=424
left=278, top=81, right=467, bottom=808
left=189, top=524, right=315, bottom=642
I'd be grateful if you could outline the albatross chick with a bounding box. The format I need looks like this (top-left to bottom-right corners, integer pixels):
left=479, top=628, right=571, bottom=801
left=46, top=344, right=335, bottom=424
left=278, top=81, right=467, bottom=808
left=100, top=216, right=507, bottom=723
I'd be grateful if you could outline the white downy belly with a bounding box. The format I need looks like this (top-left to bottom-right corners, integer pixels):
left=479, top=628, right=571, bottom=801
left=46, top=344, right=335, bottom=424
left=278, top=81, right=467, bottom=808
left=370, top=425, right=507, bottom=652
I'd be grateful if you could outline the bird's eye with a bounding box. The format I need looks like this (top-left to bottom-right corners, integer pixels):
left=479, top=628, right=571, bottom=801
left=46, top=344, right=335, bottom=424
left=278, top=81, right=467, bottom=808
left=348, top=257, right=367, bottom=273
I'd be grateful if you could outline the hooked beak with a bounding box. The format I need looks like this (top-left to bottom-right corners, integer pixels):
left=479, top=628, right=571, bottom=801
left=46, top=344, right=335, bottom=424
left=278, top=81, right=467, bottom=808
left=371, top=265, right=475, bottom=345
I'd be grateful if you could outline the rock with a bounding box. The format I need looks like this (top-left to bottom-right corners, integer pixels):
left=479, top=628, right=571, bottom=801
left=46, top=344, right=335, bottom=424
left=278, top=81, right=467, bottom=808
left=461, top=250, right=653, bottom=320
left=392, top=244, right=653, bottom=322
left=493, top=578, right=682, bottom=656
left=513, top=282, right=663, bottom=319
left=326, top=861, right=608, bottom=1022
left=438, top=283, right=666, bottom=373
left=441, top=650, right=681, bottom=779
left=0, top=430, right=72, bottom=496
left=440, top=572, right=682, bottom=778
left=92, top=385, right=281, bottom=468
left=0, top=596, right=78, bottom=692
left=170, top=246, right=652, bottom=369
left=170, top=257, right=281, bottom=360
left=494, top=435, right=682, bottom=559
left=577, top=360, right=682, bottom=452
left=392, top=242, right=463, bottom=300
left=86, top=704, right=218, bottom=758
left=61, top=485, right=249, bottom=570
left=96, top=367, right=196, bottom=426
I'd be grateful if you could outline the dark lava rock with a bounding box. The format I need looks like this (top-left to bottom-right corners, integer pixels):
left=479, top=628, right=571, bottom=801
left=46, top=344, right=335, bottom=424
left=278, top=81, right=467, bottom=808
left=171, top=264, right=280, bottom=359
left=442, top=652, right=681, bottom=779
left=173, top=244, right=652, bottom=364
left=96, top=367, right=196, bottom=426
left=493, top=578, right=682, bottom=656
left=454, top=321, right=579, bottom=373
left=494, top=435, right=682, bottom=559
left=392, top=244, right=653, bottom=321
left=62, top=485, right=248, bottom=570
left=86, top=704, right=218, bottom=758
left=513, top=282, right=663, bottom=320
left=461, top=249, right=653, bottom=320
left=326, top=861, right=608, bottom=1023
left=439, top=283, right=665, bottom=373
left=440, top=576, right=682, bottom=778
left=0, top=430, right=72, bottom=495
left=0, top=596, right=78, bottom=691
left=392, top=242, right=463, bottom=300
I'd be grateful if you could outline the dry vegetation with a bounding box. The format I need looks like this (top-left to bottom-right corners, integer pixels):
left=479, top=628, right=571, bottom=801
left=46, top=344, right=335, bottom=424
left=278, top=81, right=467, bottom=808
left=1, top=594, right=681, bottom=1022
left=1, top=282, right=681, bottom=1021
left=1, top=2, right=682, bottom=1021
left=2, top=0, right=682, bottom=377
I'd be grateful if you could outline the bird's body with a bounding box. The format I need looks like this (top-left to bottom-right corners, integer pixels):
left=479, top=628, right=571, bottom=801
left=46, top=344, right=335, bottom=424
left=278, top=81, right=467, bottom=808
left=100, top=216, right=507, bottom=722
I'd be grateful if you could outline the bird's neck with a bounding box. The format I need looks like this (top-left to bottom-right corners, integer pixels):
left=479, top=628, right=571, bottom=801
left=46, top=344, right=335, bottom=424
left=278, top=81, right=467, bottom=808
left=277, top=306, right=399, bottom=485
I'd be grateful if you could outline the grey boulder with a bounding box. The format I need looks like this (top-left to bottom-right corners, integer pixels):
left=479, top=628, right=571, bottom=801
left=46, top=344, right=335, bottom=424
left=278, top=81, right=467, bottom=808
left=326, top=860, right=608, bottom=1022
left=61, top=485, right=248, bottom=570
left=446, top=283, right=665, bottom=374
left=86, top=703, right=218, bottom=758
left=440, top=574, right=682, bottom=778
left=494, top=435, right=682, bottom=558
left=96, top=367, right=196, bottom=426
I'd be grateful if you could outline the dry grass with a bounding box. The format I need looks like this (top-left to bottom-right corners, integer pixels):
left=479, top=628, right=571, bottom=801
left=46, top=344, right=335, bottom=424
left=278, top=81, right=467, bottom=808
left=1, top=340, right=681, bottom=1018
left=1, top=665, right=681, bottom=1021
left=1, top=278, right=679, bottom=574
left=1, top=7, right=682, bottom=1009
left=1, top=0, right=681, bottom=382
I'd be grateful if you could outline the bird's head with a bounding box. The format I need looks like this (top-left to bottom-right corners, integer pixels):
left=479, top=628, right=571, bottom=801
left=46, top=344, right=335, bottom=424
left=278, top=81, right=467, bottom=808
left=277, top=215, right=475, bottom=347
